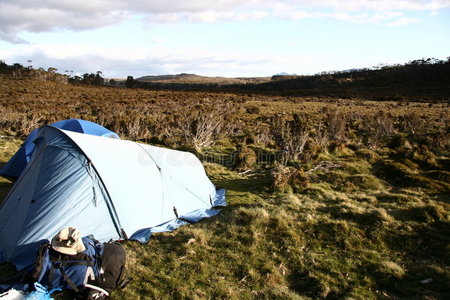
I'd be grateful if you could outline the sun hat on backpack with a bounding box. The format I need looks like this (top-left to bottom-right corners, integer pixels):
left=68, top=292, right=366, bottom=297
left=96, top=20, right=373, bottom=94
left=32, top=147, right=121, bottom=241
left=50, top=227, right=86, bottom=255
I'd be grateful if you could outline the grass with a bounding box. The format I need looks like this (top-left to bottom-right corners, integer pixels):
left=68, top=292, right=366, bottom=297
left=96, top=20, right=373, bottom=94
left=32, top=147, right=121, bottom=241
left=1, top=143, right=449, bottom=300
left=114, top=147, right=450, bottom=299
left=95, top=150, right=450, bottom=299
left=0, top=77, right=449, bottom=299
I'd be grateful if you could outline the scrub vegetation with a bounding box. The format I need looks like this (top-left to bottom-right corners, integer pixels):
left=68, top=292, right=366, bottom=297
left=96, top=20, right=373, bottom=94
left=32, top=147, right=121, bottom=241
left=0, top=63, right=449, bottom=299
left=128, top=57, right=450, bottom=101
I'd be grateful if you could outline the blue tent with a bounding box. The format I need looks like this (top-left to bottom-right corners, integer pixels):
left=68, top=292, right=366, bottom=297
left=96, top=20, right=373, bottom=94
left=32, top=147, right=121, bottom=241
left=0, top=119, right=119, bottom=179
left=0, top=126, right=225, bottom=270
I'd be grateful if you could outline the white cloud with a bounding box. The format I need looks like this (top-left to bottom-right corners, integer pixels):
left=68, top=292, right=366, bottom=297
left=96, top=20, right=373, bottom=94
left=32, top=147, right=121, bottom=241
left=0, top=2, right=129, bottom=43
left=386, top=17, right=420, bottom=26
left=151, top=10, right=268, bottom=23
left=189, top=10, right=269, bottom=23
left=333, top=11, right=406, bottom=23
left=5, top=40, right=396, bottom=78
left=1, top=0, right=449, bottom=43
left=280, top=10, right=414, bottom=25
left=1, top=43, right=295, bottom=77
left=281, top=0, right=450, bottom=12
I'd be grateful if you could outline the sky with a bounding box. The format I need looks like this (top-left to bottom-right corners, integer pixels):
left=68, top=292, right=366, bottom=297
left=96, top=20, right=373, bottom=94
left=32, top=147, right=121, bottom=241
left=0, top=0, right=449, bottom=78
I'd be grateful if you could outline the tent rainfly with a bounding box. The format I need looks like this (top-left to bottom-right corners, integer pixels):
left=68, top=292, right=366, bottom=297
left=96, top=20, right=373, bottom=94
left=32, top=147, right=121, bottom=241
left=0, top=126, right=225, bottom=270
left=0, top=119, right=120, bottom=179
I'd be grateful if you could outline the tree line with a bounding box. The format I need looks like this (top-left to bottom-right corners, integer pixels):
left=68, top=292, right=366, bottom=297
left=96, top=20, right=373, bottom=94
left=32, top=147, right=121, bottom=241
left=2, top=57, right=449, bottom=101
left=0, top=61, right=105, bottom=86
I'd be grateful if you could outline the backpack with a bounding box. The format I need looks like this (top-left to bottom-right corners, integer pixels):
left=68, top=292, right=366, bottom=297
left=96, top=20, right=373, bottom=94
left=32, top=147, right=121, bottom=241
left=30, top=237, right=130, bottom=299
left=86, top=242, right=130, bottom=292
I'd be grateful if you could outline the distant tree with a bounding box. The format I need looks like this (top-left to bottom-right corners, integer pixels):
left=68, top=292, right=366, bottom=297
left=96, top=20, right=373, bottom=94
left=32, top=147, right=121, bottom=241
left=81, top=72, right=105, bottom=86
left=0, top=60, right=8, bottom=73
left=125, top=76, right=135, bottom=88
left=95, top=71, right=104, bottom=85
left=12, top=63, right=23, bottom=69
left=71, top=75, right=83, bottom=83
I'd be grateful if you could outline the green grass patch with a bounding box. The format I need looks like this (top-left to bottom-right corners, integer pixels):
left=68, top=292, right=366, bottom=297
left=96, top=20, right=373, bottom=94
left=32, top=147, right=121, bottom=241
left=1, top=133, right=449, bottom=300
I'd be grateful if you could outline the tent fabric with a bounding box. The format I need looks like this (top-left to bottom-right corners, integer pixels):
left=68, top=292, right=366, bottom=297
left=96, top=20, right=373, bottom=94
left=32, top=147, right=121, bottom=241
left=0, top=126, right=225, bottom=270
left=130, top=192, right=226, bottom=243
left=0, top=119, right=119, bottom=179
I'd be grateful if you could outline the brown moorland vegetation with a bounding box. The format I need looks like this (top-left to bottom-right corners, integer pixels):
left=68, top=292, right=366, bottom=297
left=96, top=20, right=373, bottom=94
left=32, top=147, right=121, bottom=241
left=126, top=58, right=450, bottom=101
left=0, top=62, right=449, bottom=299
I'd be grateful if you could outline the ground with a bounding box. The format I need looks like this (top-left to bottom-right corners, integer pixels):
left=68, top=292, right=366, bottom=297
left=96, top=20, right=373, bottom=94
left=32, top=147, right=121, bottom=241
left=0, top=76, right=449, bottom=299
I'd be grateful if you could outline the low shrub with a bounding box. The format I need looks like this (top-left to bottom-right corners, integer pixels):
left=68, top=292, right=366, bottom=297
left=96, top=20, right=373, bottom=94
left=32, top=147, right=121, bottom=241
left=234, top=145, right=257, bottom=170
left=270, top=165, right=309, bottom=193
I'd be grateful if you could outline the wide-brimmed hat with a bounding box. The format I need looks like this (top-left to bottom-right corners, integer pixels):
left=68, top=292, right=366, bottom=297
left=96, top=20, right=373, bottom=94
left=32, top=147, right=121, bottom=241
left=51, top=227, right=86, bottom=255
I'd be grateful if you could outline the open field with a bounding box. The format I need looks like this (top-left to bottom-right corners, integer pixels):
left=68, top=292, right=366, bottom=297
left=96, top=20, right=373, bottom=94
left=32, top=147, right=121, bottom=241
left=123, top=58, right=450, bottom=101
left=136, top=73, right=271, bottom=85
left=0, top=74, right=449, bottom=299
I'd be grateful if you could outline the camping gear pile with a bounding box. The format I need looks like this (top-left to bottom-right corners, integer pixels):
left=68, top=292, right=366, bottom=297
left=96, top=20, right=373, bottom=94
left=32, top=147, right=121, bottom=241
left=0, top=120, right=226, bottom=299
left=32, top=227, right=129, bottom=299
left=1, top=228, right=129, bottom=299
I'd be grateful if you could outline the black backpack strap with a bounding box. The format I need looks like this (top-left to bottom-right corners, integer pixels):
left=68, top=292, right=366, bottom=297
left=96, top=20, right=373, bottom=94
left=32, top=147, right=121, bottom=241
left=62, top=261, right=94, bottom=267
left=48, top=264, right=55, bottom=290
left=94, top=252, right=105, bottom=282
left=30, top=243, right=51, bottom=282
left=59, top=267, right=79, bottom=293
left=49, top=258, right=93, bottom=292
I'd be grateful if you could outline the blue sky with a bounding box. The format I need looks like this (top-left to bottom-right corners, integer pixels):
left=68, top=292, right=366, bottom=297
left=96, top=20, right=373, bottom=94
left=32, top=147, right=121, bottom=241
left=0, top=0, right=449, bottom=78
